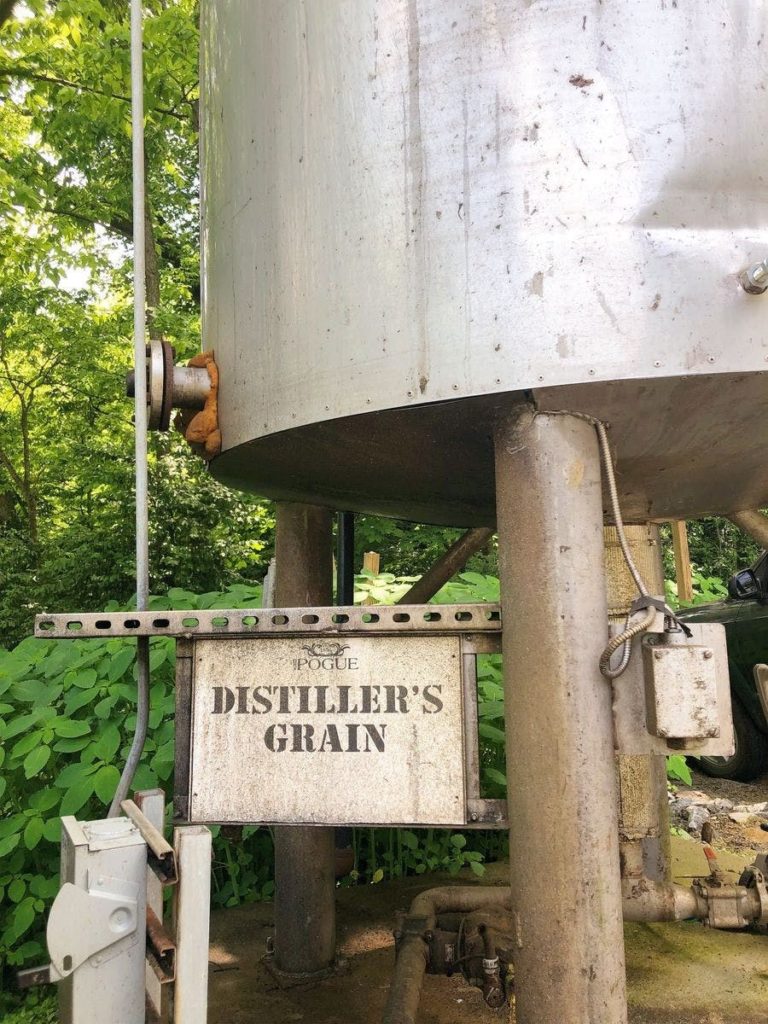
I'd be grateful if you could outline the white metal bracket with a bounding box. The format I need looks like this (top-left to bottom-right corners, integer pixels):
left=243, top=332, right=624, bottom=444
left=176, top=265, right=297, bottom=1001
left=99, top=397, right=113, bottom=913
left=47, top=876, right=138, bottom=981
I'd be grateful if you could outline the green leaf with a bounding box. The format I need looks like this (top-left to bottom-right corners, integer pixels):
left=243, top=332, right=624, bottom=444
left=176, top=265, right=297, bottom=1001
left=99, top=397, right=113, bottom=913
left=23, top=744, right=51, bottom=779
left=483, top=767, right=507, bottom=788
left=107, top=646, right=135, bottom=682
left=450, top=833, right=467, bottom=849
left=23, top=816, right=44, bottom=850
left=94, top=764, right=120, bottom=804
left=0, top=833, right=21, bottom=858
left=60, top=776, right=96, bottom=816
left=30, top=788, right=60, bottom=812
left=55, top=761, right=99, bottom=788
left=8, top=877, right=26, bottom=902
left=469, top=860, right=485, bottom=876
left=64, top=685, right=100, bottom=715
left=43, top=818, right=62, bottom=844
left=92, top=723, right=120, bottom=762
left=667, top=755, right=692, bottom=786
left=53, top=735, right=91, bottom=753
left=478, top=722, right=506, bottom=744
left=400, top=830, right=418, bottom=850
left=371, top=868, right=384, bottom=884
left=53, top=718, right=91, bottom=738
left=12, top=897, right=36, bottom=939
left=11, top=730, right=44, bottom=761
left=70, top=668, right=98, bottom=690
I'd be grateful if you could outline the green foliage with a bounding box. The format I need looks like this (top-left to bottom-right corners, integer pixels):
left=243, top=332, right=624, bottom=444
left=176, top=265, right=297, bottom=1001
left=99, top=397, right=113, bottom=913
left=0, top=2, right=275, bottom=648
left=0, top=572, right=506, bottom=1005
left=666, top=755, right=692, bottom=787
left=666, top=568, right=729, bottom=610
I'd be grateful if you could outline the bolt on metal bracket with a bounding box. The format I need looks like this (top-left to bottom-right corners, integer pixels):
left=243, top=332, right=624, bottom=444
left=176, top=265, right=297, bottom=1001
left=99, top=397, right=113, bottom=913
left=739, top=258, right=768, bottom=294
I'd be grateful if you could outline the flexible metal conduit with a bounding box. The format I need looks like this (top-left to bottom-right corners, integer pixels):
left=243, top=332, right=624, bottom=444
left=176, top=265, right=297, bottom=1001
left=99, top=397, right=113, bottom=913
left=108, top=0, right=151, bottom=817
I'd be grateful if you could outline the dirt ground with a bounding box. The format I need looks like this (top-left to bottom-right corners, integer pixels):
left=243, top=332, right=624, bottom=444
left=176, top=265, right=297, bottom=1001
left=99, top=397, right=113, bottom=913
left=207, top=811, right=768, bottom=1024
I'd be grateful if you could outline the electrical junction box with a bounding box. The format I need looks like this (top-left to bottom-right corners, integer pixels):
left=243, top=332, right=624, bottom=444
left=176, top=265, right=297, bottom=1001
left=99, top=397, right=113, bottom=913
left=642, top=634, right=720, bottom=741
left=612, top=621, right=734, bottom=756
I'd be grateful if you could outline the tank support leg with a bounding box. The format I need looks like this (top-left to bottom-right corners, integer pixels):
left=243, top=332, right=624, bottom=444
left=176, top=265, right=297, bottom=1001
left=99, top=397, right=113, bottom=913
left=494, top=409, right=628, bottom=1024
left=273, top=502, right=336, bottom=977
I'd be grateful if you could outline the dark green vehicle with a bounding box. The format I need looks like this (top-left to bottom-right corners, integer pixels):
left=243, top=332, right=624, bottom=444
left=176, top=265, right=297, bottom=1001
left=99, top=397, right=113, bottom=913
left=679, top=554, right=768, bottom=781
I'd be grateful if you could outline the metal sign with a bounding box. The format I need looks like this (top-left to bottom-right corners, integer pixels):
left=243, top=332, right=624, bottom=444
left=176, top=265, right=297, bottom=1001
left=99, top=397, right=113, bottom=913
left=182, top=634, right=466, bottom=826
left=35, top=604, right=505, bottom=828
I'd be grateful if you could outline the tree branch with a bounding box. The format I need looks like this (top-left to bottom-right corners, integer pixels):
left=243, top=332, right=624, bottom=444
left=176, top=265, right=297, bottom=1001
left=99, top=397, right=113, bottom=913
left=0, top=66, right=188, bottom=121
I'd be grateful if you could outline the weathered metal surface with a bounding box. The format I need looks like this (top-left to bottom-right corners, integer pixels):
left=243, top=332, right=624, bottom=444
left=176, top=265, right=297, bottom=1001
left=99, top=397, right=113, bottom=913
left=202, top=1, right=768, bottom=523
left=56, top=816, right=147, bottom=1024
left=172, top=826, right=212, bottom=1024
left=34, top=603, right=501, bottom=639
left=271, top=501, right=337, bottom=978
left=642, top=632, right=722, bottom=742
left=120, top=799, right=177, bottom=885
left=146, top=906, right=175, bottom=985
left=495, top=409, right=627, bottom=1024
left=185, top=634, right=467, bottom=826
left=606, top=523, right=672, bottom=885
left=613, top=622, right=734, bottom=757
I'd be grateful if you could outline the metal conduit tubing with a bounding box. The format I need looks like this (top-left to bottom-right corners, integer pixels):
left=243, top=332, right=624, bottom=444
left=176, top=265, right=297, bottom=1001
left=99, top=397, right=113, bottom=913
left=109, top=0, right=150, bottom=817
left=397, top=528, right=494, bottom=605
left=728, top=509, right=768, bottom=551
left=381, top=887, right=512, bottom=1024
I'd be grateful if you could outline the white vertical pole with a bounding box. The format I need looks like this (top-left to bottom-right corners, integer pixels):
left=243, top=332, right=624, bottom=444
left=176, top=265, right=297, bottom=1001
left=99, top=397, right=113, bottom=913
left=173, top=826, right=212, bottom=1024
left=109, top=0, right=151, bottom=818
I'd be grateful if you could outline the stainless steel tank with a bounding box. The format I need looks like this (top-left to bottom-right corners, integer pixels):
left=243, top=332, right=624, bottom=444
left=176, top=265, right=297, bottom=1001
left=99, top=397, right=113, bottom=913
left=201, top=0, right=768, bottom=525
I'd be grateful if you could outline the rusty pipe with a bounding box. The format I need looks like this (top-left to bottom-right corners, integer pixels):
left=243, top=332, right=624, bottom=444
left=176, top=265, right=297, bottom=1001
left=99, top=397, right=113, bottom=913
left=728, top=509, right=768, bottom=551
left=397, top=528, right=493, bottom=605
left=621, top=879, right=705, bottom=922
left=382, top=886, right=510, bottom=1024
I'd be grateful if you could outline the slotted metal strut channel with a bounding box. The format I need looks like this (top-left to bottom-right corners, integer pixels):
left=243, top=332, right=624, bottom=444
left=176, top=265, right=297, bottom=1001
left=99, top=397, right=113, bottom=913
left=35, top=604, right=502, bottom=639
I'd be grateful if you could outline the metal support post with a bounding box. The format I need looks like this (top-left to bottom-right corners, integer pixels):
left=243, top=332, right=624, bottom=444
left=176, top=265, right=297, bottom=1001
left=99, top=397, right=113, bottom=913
left=273, top=502, right=337, bottom=976
left=494, top=408, right=627, bottom=1024
left=604, top=524, right=672, bottom=885
left=135, top=789, right=166, bottom=1020
left=336, top=510, right=355, bottom=604
left=172, top=826, right=212, bottom=1024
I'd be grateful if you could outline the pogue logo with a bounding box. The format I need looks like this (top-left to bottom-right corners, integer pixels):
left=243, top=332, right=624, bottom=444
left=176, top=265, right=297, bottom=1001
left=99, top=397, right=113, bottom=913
left=301, top=641, right=350, bottom=658
left=294, top=640, right=358, bottom=671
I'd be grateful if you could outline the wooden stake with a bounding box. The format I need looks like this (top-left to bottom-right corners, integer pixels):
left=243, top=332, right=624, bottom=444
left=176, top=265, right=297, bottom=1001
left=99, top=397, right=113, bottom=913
left=362, top=550, right=380, bottom=574
left=670, top=520, right=693, bottom=603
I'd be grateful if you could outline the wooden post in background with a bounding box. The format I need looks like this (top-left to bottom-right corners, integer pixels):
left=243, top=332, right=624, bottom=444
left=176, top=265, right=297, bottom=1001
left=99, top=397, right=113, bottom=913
left=670, top=520, right=693, bottom=603
left=362, top=551, right=380, bottom=574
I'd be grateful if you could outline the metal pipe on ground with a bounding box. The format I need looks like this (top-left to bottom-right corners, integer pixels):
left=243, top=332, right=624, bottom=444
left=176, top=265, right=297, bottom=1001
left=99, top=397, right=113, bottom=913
left=728, top=509, right=768, bottom=551
left=273, top=502, right=336, bottom=977
left=397, top=527, right=493, bottom=605
left=381, top=887, right=511, bottom=1024
left=494, top=407, right=628, bottom=1024
left=382, top=879, right=712, bottom=1024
